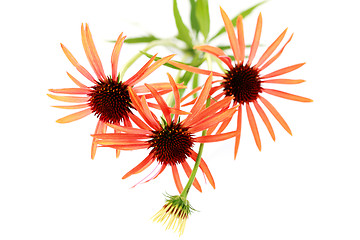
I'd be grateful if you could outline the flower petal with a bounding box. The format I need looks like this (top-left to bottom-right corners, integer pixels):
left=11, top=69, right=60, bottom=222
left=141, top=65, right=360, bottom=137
left=234, top=105, right=242, bottom=159
left=194, top=131, right=237, bottom=143
left=66, top=72, right=88, bottom=88
left=48, top=88, right=90, bottom=94
left=246, top=103, right=261, bottom=151
left=258, top=95, right=292, bottom=135
left=52, top=103, right=89, bottom=109
left=122, top=153, right=155, bottom=179
left=253, top=100, right=275, bottom=141
left=181, top=161, right=202, bottom=192
left=124, top=54, right=157, bottom=86
left=261, top=63, right=305, bottom=79
left=220, top=7, right=241, bottom=63
left=194, top=45, right=233, bottom=69
left=236, top=15, right=246, bottom=62
left=247, top=13, right=262, bottom=66
left=169, top=60, right=224, bottom=77
left=145, top=83, right=172, bottom=124
left=47, top=94, right=89, bottom=103
left=189, top=149, right=215, bottom=189
left=111, top=33, right=126, bottom=82
left=56, top=108, right=92, bottom=123
left=261, top=78, right=305, bottom=84
left=254, top=28, right=287, bottom=69
left=171, top=165, right=183, bottom=194
left=263, top=89, right=313, bottom=102
left=91, top=120, right=106, bottom=159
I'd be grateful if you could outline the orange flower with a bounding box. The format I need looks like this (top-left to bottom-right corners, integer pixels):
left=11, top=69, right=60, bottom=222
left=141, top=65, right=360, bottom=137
left=48, top=24, right=176, bottom=159
left=93, top=74, right=238, bottom=193
left=170, top=7, right=312, bottom=158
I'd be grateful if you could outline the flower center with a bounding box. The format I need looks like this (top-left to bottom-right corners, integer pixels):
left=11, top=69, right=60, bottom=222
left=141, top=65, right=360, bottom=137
left=88, top=78, right=132, bottom=123
left=222, top=64, right=262, bottom=104
left=148, top=122, right=194, bottom=166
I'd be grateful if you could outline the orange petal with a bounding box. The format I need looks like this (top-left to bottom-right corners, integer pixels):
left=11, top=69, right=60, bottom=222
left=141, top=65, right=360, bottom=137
left=189, top=149, right=215, bottom=189
left=66, top=72, right=87, bottom=88
left=181, top=161, right=202, bottom=192
left=194, top=131, right=237, bottom=143
left=128, top=113, right=152, bottom=131
left=263, top=89, right=313, bottom=102
left=253, top=100, right=275, bottom=141
left=140, top=96, right=162, bottom=130
left=259, top=34, right=293, bottom=71
left=145, top=83, right=172, bottom=124
left=125, top=54, right=157, bottom=86
left=132, top=82, right=185, bottom=94
left=247, top=13, right=262, bottom=66
left=216, top=114, right=232, bottom=134
left=81, top=23, right=103, bottom=81
left=60, top=43, right=97, bottom=84
left=47, top=94, right=89, bottom=103
left=180, top=85, right=202, bottom=103
left=246, top=103, right=261, bottom=151
left=85, top=24, right=107, bottom=81
left=171, top=165, right=183, bottom=194
left=169, top=60, right=224, bottom=77
left=234, top=105, right=242, bottom=159
left=236, top=15, right=246, bottom=62
left=168, top=73, right=181, bottom=123
left=107, top=123, right=152, bottom=135
left=194, top=45, right=233, bottom=69
left=111, top=33, right=125, bottom=82
left=261, top=78, right=305, bottom=84
left=220, top=7, right=241, bottom=64
left=91, top=120, right=106, bottom=159
left=258, top=95, right=292, bottom=135
left=254, top=28, right=287, bottom=69
left=122, top=153, right=155, bottom=179
left=52, top=103, right=89, bottom=109
left=56, top=108, right=92, bottom=123
left=48, top=88, right=90, bottom=94
left=261, top=63, right=305, bottom=79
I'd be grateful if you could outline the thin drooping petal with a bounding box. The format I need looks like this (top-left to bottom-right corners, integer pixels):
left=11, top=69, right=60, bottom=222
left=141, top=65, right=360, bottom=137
left=261, top=79, right=305, bottom=84
left=234, top=105, right=242, bottom=159
left=216, top=114, right=232, bottom=134
left=181, top=161, right=202, bottom=192
left=261, top=63, right=305, bottom=79
left=48, top=88, right=90, bottom=94
left=66, top=72, right=87, bottom=88
left=246, top=103, right=261, bottom=151
left=85, top=24, right=107, bottom=81
left=60, top=43, right=97, bottom=83
left=52, top=103, right=89, bottom=110
left=145, top=83, right=172, bottom=125
left=194, top=45, right=233, bottom=69
left=122, top=153, right=155, bottom=179
left=143, top=164, right=167, bottom=184
left=189, top=149, right=215, bottom=189
left=56, top=108, right=92, bottom=123
left=194, top=131, right=237, bottom=143
left=169, top=60, right=225, bottom=77
left=171, top=165, right=183, bottom=193
left=131, top=54, right=175, bottom=86
left=107, top=123, right=152, bottom=135
left=259, top=34, right=293, bottom=71
left=125, top=54, right=157, bottom=86
left=220, top=7, right=241, bottom=63
left=247, top=13, right=262, bottom=66
left=253, top=100, right=275, bottom=141
left=147, top=102, right=191, bottom=116
left=47, top=94, right=90, bottom=103
left=258, top=95, right=292, bottom=135
left=91, top=120, right=106, bottom=159
left=263, top=89, right=313, bottom=102
left=128, top=113, right=152, bottom=131
left=132, top=82, right=185, bottom=94
left=81, top=23, right=103, bottom=81
left=236, top=15, right=246, bottom=62
left=168, top=73, right=181, bottom=123
left=180, top=85, right=203, bottom=103
left=94, top=133, right=149, bottom=140
left=182, top=74, right=213, bottom=127
left=111, top=32, right=125, bottom=82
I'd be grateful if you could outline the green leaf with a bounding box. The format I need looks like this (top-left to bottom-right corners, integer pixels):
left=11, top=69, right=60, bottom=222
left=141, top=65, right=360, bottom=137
left=190, top=0, right=200, bottom=34
left=124, top=35, right=159, bottom=44
left=209, top=1, right=266, bottom=42
left=195, top=0, right=210, bottom=39
left=173, top=0, right=193, bottom=48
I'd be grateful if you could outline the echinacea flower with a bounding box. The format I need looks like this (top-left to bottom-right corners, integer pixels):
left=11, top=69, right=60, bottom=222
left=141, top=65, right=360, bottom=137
left=170, top=7, right=312, bottom=157
left=93, top=74, right=238, bottom=193
left=47, top=24, right=176, bottom=158
left=152, top=194, right=195, bottom=236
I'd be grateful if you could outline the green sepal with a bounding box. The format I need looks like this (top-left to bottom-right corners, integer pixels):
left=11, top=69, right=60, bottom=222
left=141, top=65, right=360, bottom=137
left=209, top=1, right=267, bottom=42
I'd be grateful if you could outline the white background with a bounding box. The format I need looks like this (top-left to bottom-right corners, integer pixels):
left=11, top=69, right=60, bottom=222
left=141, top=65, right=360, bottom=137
left=1, top=0, right=359, bottom=239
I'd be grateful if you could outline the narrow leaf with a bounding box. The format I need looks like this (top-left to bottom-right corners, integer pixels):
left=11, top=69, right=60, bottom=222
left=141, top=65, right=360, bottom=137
left=190, top=0, right=200, bottom=34
left=124, top=35, right=159, bottom=44
left=196, top=0, right=210, bottom=39
left=173, top=0, right=193, bottom=48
